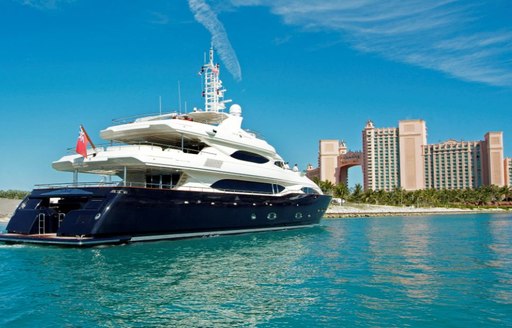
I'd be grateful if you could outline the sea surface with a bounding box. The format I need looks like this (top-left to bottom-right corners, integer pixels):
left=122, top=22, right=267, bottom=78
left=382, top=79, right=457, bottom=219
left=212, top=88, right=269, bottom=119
left=1, top=213, right=511, bottom=327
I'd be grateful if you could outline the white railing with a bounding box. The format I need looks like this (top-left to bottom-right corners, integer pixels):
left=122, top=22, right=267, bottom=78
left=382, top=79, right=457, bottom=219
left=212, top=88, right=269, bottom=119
left=65, top=140, right=206, bottom=155
left=32, top=181, right=296, bottom=197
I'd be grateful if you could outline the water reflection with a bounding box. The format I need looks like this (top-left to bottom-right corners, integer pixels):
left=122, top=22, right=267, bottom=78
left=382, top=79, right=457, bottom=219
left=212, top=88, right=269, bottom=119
left=2, top=216, right=512, bottom=327
left=365, top=217, right=436, bottom=313
left=487, top=214, right=512, bottom=305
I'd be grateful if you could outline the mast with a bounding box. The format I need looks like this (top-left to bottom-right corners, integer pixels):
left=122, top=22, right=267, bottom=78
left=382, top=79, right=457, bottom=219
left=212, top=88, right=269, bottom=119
left=200, top=46, right=231, bottom=112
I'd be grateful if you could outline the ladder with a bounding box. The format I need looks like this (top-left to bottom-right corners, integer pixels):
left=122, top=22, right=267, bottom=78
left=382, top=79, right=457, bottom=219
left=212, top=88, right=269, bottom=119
left=38, top=213, right=46, bottom=234
left=58, top=213, right=65, bottom=228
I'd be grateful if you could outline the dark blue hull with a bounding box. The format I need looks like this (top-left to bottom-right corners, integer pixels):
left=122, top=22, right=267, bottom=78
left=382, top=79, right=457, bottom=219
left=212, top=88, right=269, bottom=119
left=0, top=187, right=330, bottom=246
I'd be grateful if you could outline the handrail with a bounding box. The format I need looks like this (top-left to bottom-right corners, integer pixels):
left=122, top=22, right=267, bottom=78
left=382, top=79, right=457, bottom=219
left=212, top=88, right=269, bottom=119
left=65, top=141, right=205, bottom=155
left=35, top=181, right=121, bottom=189
left=32, top=181, right=295, bottom=196
left=111, top=112, right=178, bottom=125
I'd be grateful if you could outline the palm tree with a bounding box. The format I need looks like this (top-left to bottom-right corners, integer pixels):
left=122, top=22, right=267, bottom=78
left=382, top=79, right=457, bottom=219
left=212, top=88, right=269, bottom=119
left=351, top=183, right=364, bottom=202
left=319, top=180, right=335, bottom=195
left=334, top=183, right=350, bottom=200
left=501, top=186, right=512, bottom=202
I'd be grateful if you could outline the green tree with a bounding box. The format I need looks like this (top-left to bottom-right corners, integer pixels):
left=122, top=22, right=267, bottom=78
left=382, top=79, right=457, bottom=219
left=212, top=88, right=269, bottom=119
left=334, top=183, right=350, bottom=200
left=350, top=184, right=364, bottom=202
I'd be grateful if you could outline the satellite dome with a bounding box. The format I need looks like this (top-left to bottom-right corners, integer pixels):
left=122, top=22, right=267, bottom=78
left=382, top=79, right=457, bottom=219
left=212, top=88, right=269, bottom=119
left=229, top=104, right=242, bottom=116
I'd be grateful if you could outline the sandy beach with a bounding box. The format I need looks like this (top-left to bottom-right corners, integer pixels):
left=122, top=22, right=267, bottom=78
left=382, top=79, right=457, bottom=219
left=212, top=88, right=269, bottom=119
left=325, top=203, right=509, bottom=218
left=0, top=198, right=21, bottom=222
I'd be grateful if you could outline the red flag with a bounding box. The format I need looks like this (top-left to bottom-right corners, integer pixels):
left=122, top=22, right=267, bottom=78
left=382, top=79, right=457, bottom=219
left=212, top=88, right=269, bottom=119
left=76, top=126, right=88, bottom=157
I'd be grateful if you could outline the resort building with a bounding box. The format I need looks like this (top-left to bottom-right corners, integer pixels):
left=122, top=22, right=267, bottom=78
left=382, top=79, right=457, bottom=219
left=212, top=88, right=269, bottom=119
left=307, top=140, right=363, bottom=186
left=362, top=120, right=401, bottom=191
left=505, top=158, right=512, bottom=187
left=398, top=120, right=427, bottom=191
left=361, top=120, right=426, bottom=191
left=314, top=119, right=508, bottom=191
left=423, top=140, right=482, bottom=189
left=482, top=132, right=505, bottom=186
left=318, top=140, right=340, bottom=184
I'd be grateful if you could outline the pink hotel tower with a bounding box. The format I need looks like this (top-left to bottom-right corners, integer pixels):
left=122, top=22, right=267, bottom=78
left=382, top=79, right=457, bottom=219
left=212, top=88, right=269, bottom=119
left=311, top=120, right=512, bottom=191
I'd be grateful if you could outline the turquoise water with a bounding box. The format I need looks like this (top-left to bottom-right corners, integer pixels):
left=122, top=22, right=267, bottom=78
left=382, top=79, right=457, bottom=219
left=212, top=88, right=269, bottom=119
left=1, top=214, right=511, bottom=327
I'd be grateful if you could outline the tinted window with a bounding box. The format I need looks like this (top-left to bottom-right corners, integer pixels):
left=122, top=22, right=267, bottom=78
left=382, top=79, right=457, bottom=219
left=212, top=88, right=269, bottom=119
left=301, top=187, right=319, bottom=195
left=230, top=151, right=269, bottom=164
left=21, top=198, right=42, bottom=210
left=84, top=199, right=105, bottom=210
left=212, top=179, right=284, bottom=194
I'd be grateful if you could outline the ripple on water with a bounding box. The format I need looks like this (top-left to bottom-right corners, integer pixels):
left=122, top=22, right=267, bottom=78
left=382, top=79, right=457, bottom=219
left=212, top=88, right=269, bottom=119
left=0, top=215, right=511, bottom=327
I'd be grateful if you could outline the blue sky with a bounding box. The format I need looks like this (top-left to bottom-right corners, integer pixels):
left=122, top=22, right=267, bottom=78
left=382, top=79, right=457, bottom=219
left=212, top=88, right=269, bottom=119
left=1, top=0, right=511, bottom=190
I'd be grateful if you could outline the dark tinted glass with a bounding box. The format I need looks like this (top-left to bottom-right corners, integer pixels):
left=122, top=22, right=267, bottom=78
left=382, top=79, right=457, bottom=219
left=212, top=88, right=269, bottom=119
left=231, top=151, right=269, bottom=164
left=212, top=179, right=284, bottom=194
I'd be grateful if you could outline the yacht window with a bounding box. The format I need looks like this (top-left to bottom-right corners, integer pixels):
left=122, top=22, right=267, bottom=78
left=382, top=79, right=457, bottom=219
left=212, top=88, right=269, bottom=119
left=161, top=175, right=171, bottom=187
left=273, top=184, right=285, bottom=193
left=301, top=187, right=320, bottom=195
left=211, top=179, right=284, bottom=194
left=20, top=198, right=42, bottom=210
left=230, top=151, right=269, bottom=164
left=145, top=173, right=181, bottom=189
left=274, top=161, right=285, bottom=168
left=84, top=199, right=105, bottom=210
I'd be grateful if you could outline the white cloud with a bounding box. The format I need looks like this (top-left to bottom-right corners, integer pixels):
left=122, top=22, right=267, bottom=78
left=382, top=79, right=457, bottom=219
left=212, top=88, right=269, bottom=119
left=18, top=0, right=74, bottom=10
left=188, top=0, right=242, bottom=81
left=229, top=0, right=512, bottom=87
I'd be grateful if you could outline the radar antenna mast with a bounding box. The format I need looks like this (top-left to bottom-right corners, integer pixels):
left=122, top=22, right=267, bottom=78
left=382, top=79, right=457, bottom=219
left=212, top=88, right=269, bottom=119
left=199, top=46, right=231, bottom=112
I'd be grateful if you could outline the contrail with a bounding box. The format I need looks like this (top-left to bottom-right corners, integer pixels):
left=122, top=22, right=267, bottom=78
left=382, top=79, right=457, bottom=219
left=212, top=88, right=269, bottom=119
left=188, top=0, right=242, bottom=81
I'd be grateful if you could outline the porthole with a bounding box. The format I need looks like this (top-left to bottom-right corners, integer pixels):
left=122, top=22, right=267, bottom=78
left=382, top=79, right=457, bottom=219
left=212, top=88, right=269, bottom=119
left=94, top=213, right=101, bottom=220
left=267, top=212, right=277, bottom=220
left=251, top=213, right=257, bottom=220
left=295, top=212, right=303, bottom=219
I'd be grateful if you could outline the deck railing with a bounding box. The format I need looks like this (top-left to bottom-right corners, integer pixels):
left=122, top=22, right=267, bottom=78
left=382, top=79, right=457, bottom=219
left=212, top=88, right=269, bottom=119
left=33, top=181, right=296, bottom=196
left=65, top=140, right=206, bottom=155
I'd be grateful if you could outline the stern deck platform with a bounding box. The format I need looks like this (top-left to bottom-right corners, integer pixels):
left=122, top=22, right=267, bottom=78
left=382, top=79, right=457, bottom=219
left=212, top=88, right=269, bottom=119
left=0, top=233, right=129, bottom=247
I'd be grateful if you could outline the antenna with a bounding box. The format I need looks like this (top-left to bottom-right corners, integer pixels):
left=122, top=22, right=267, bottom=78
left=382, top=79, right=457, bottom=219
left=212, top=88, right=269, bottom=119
left=185, top=101, right=188, bottom=113
left=200, top=46, right=231, bottom=112
left=178, top=81, right=182, bottom=114
left=159, top=96, right=162, bottom=115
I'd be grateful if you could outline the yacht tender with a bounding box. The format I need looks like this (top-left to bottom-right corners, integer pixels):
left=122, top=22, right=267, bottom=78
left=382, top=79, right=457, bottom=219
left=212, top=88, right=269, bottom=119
left=0, top=48, right=330, bottom=246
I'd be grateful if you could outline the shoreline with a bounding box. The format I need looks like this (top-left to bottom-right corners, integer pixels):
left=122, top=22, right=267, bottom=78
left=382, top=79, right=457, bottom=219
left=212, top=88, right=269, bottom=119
left=325, top=203, right=510, bottom=218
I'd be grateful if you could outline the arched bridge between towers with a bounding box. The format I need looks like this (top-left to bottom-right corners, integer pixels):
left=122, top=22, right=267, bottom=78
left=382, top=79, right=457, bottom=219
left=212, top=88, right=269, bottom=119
left=338, top=151, right=363, bottom=186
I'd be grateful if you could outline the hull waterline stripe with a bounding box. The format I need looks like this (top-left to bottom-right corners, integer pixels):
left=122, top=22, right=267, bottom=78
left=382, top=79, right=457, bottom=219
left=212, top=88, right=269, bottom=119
left=0, top=236, right=124, bottom=246
left=130, top=224, right=318, bottom=242
left=0, top=224, right=318, bottom=246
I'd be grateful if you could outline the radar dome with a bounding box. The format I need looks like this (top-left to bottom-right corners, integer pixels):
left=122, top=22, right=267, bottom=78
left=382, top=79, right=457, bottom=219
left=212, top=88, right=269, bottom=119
left=229, top=104, right=242, bottom=117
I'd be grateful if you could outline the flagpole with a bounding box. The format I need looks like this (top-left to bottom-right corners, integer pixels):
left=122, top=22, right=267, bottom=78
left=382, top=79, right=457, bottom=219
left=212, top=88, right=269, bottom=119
left=80, top=124, right=97, bottom=151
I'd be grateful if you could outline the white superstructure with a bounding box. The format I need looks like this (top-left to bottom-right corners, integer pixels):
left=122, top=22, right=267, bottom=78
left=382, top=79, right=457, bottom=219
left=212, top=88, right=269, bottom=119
left=52, top=48, right=321, bottom=196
